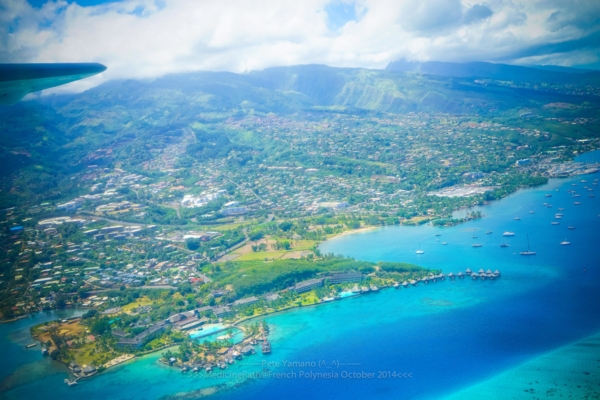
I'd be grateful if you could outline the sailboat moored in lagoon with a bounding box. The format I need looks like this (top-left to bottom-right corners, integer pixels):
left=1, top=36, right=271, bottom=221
left=520, top=235, right=536, bottom=255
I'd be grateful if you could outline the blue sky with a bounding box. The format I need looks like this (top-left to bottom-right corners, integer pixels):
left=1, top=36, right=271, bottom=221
left=2, top=0, right=599, bottom=92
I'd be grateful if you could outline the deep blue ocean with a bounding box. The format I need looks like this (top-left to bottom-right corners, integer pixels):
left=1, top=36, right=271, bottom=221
left=1, top=151, right=599, bottom=400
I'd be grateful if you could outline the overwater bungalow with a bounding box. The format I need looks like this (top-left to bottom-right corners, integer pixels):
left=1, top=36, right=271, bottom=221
left=262, top=339, right=271, bottom=354
left=478, top=268, right=485, bottom=274
left=494, top=270, right=500, bottom=276
left=410, top=279, right=418, bottom=286
left=439, top=273, right=445, bottom=280
left=457, top=271, right=464, bottom=278
left=488, top=273, right=495, bottom=280
left=471, top=273, right=479, bottom=280
left=486, top=269, right=492, bottom=274
left=241, top=345, right=255, bottom=356
left=448, top=272, right=454, bottom=279
left=465, top=268, right=472, bottom=275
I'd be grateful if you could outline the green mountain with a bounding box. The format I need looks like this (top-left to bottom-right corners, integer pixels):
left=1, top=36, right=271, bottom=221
left=386, top=59, right=600, bottom=85
left=1, top=64, right=599, bottom=206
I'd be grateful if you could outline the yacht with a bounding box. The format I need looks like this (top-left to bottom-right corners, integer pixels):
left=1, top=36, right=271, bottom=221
left=485, top=231, right=492, bottom=234
left=503, top=232, right=515, bottom=237
left=558, top=207, right=564, bottom=211
left=515, top=217, right=521, bottom=220
left=551, top=222, right=560, bottom=225
left=560, top=240, right=571, bottom=246
left=520, top=250, right=537, bottom=255
left=574, top=202, right=581, bottom=205
left=545, top=194, right=552, bottom=197
left=500, top=243, right=509, bottom=248
left=472, top=243, right=482, bottom=247
left=471, top=235, right=477, bottom=238
left=520, top=235, right=536, bottom=256
left=416, top=241, right=424, bottom=254
left=568, top=226, right=575, bottom=230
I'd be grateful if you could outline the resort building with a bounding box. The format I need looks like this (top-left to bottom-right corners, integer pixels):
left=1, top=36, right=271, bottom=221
left=115, top=321, right=166, bottom=350
left=213, top=306, right=233, bottom=318
left=233, top=296, right=259, bottom=307
left=328, top=272, right=363, bottom=284
left=292, top=278, right=323, bottom=293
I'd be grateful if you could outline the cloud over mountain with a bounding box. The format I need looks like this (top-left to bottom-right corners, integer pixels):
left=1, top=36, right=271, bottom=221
left=1, top=0, right=599, bottom=93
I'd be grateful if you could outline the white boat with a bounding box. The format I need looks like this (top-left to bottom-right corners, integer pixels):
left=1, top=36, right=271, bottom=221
left=503, top=232, right=515, bottom=237
left=520, top=235, right=536, bottom=256
left=560, top=240, right=571, bottom=246
left=416, top=250, right=424, bottom=254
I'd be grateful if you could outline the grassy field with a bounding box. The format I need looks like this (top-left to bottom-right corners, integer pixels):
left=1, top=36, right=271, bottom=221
left=211, top=221, right=255, bottom=231
left=72, top=343, right=97, bottom=365
left=33, top=320, right=86, bottom=343
left=121, top=296, right=156, bottom=313
left=233, top=240, right=317, bottom=261
left=300, top=292, right=320, bottom=306
left=235, top=251, right=287, bottom=261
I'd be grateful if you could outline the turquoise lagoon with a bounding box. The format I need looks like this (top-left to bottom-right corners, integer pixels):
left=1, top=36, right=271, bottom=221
left=2, top=151, right=600, bottom=399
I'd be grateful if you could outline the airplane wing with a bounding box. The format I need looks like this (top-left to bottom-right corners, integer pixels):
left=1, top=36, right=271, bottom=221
left=0, top=63, right=107, bottom=105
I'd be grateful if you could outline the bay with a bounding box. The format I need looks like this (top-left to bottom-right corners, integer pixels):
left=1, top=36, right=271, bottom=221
left=2, top=151, right=599, bottom=400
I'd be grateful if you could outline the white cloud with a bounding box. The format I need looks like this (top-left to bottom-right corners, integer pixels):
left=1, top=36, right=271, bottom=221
left=1, top=0, right=599, bottom=94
